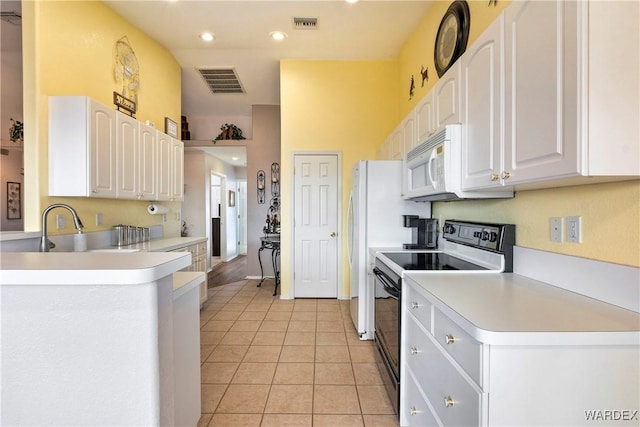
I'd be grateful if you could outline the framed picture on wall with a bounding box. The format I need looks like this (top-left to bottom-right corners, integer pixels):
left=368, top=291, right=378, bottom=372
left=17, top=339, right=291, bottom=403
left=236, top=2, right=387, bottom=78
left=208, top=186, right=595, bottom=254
left=228, top=190, right=236, bottom=207
left=7, top=181, right=21, bottom=220
left=164, top=117, right=178, bottom=138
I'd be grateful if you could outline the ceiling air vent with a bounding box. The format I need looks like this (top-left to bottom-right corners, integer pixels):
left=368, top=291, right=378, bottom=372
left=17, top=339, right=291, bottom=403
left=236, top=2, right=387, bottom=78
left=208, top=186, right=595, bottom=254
left=197, top=67, right=245, bottom=94
left=293, top=17, right=318, bottom=30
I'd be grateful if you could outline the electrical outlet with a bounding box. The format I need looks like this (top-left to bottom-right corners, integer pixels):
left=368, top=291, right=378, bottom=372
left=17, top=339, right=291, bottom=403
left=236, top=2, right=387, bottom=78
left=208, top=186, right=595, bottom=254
left=96, top=213, right=103, bottom=226
left=56, top=214, right=66, bottom=230
left=550, top=217, right=562, bottom=242
left=566, top=216, right=582, bottom=243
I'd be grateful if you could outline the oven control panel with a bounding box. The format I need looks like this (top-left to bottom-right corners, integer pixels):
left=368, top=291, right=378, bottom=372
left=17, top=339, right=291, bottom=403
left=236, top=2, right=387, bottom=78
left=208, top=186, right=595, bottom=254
left=443, top=220, right=515, bottom=252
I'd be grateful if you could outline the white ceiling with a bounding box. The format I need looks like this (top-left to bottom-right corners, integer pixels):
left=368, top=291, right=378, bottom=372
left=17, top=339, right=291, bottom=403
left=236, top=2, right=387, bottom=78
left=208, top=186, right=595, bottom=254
left=103, top=0, right=434, bottom=119
left=186, top=145, right=247, bottom=167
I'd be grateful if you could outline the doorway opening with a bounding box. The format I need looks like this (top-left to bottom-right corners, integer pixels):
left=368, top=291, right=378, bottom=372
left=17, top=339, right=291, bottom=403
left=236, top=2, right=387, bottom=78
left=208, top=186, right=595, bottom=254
left=210, top=172, right=225, bottom=269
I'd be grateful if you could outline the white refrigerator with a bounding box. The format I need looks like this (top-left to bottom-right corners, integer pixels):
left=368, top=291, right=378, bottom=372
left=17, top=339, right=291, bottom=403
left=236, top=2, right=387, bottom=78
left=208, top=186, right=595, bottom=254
left=347, top=160, right=429, bottom=340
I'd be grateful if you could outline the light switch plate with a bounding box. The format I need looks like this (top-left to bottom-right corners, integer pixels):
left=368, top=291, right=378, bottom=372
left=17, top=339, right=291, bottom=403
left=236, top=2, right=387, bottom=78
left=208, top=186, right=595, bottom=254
left=550, top=217, right=562, bottom=242
left=56, top=214, right=66, bottom=230
left=96, top=213, right=103, bottom=226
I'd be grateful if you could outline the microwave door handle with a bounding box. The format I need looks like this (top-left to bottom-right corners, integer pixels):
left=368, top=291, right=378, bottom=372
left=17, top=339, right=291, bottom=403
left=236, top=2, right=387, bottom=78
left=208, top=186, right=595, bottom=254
left=427, top=148, right=439, bottom=189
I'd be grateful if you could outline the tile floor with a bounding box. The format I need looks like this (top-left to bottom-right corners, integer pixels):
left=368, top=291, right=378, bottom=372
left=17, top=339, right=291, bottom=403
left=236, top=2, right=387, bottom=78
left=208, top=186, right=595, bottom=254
left=198, top=279, right=399, bottom=427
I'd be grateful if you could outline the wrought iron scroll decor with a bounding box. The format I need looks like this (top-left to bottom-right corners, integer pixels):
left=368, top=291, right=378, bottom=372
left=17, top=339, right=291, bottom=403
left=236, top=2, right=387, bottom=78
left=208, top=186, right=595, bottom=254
left=271, top=162, right=280, bottom=197
left=257, top=170, right=266, bottom=204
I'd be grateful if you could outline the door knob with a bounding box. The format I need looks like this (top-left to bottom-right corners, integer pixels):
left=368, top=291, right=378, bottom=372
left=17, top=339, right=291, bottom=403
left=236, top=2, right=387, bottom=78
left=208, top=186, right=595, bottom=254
left=330, top=232, right=337, bottom=237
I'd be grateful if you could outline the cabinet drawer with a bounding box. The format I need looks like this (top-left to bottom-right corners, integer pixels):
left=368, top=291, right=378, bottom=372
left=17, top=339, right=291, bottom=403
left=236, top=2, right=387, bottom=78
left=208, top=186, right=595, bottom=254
left=196, top=241, right=207, bottom=255
left=433, top=308, right=483, bottom=386
left=404, top=315, right=481, bottom=427
left=404, top=282, right=432, bottom=332
left=402, top=367, right=440, bottom=427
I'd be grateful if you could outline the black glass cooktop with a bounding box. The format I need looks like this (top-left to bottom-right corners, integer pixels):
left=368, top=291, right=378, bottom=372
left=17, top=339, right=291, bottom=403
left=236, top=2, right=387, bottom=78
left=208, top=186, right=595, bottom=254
left=381, top=252, right=488, bottom=271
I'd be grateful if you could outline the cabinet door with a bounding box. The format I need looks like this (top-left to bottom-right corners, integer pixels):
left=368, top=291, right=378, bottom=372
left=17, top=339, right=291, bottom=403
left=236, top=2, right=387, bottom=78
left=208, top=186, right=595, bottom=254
left=171, top=138, right=184, bottom=201
left=116, top=113, right=139, bottom=199
left=503, top=0, right=579, bottom=184
left=415, top=92, right=435, bottom=144
left=376, top=138, right=391, bottom=160
left=89, top=101, right=117, bottom=198
left=402, top=112, right=416, bottom=157
left=139, top=123, right=157, bottom=200
left=461, top=16, right=504, bottom=190
left=389, top=127, right=402, bottom=160
left=434, top=61, right=461, bottom=129
left=156, top=132, right=172, bottom=201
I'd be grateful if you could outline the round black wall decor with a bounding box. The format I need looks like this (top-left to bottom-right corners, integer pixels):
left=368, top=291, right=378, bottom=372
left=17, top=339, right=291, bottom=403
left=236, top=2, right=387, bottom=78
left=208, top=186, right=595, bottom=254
left=434, top=0, right=470, bottom=78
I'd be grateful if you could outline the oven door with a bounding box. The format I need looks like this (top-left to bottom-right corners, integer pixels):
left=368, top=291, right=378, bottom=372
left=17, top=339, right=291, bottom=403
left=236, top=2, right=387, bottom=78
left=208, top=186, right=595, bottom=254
left=373, top=267, right=400, bottom=378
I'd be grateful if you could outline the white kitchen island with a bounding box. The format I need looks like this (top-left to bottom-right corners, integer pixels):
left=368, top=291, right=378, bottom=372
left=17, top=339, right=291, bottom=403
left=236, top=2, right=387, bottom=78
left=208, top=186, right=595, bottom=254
left=0, top=251, right=203, bottom=426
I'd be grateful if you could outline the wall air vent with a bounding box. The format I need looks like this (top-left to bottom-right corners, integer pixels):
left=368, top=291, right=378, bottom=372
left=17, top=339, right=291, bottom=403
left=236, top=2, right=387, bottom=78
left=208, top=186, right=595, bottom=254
left=197, top=67, right=245, bottom=94
left=293, top=17, right=318, bottom=30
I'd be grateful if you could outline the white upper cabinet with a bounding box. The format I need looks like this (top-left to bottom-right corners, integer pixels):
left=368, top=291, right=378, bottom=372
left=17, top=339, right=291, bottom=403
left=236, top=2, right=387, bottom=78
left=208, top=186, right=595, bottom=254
left=402, top=111, right=416, bottom=157
left=139, top=123, right=157, bottom=200
left=433, top=61, right=461, bottom=130
left=116, top=112, right=140, bottom=199
left=389, top=125, right=403, bottom=160
left=49, top=96, right=117, bottom=198
left=156, top=131, right=173, bottom=201
left=461, top=15, right=504, bottom=190
left=502, top=0, right=579, bottom=185
left=415, top=91, right=436, bottom=144
left=171, top=137, right=185, bottom=201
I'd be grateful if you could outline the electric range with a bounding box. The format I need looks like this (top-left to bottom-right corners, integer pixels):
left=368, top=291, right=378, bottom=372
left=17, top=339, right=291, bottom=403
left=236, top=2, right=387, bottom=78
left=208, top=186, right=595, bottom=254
left=372, top=219, right=515, bottom=416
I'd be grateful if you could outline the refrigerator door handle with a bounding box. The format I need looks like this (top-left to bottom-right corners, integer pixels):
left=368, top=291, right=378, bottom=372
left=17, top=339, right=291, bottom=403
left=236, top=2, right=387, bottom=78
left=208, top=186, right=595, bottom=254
left=347, top=192, right=354, bottom=267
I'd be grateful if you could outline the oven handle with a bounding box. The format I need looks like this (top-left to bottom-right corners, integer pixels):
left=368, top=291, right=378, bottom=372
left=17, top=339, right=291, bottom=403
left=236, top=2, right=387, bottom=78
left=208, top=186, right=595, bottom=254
left=373, top=267, right=400, bottom=300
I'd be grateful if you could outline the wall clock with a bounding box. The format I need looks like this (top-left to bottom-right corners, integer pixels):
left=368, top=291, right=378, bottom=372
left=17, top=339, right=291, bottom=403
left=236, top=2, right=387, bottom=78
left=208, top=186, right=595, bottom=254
left=434, top=1, right=470, bottom=78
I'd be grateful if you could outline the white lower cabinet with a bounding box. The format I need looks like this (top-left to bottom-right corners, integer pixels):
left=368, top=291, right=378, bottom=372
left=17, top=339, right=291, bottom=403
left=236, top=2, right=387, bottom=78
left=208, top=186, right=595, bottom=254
left=170, top=240, right=208, bottom=305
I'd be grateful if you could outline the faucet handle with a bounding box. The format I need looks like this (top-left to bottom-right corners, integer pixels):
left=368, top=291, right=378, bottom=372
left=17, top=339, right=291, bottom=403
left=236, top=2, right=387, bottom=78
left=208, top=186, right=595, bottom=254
left=48, top=239, right=56, bottom=250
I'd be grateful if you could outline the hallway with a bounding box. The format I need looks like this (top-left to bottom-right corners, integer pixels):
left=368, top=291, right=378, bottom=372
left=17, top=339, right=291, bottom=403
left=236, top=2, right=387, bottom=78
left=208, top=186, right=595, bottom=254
left=197, top=279, right=397, bottom=427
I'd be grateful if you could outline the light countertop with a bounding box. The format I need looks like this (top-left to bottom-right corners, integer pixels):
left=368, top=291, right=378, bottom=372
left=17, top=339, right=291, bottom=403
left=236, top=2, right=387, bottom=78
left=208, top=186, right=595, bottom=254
left=405, top=272, right=640, bottom=346
left=108, top=236, right=207, bottom=253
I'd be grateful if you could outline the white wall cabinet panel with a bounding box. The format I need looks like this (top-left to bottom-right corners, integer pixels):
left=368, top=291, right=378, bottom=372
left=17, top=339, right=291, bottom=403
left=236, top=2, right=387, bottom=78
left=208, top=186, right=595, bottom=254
left=49, top=96, right=117, bottom=198
left=171, top=138, right=184, bottom=201
left=433, top=61, right=461, bottom=130
left=415, top=92, right=436, bottom=144
left=116, top=113, right=140, bottom=199
left=402, top=112, right=416, bottom=157
left=461, top=16, right=505, bottom=190
left=389, top=126, right=402, bottom=160
left=139, top=123, right=157, bottom=200
left=503, top=0, right=579, bottom=184
left=156, top=132, right=172, bottom=201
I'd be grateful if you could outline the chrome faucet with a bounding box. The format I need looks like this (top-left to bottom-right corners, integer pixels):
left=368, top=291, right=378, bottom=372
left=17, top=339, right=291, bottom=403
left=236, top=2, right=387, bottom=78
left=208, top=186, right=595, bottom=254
left=39, top=203, right=85, bottom=252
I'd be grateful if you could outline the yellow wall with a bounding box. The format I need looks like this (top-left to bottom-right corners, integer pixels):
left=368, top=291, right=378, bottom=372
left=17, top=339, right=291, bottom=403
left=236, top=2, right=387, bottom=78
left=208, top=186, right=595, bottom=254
left=280, top=60, right=399, bottom=297
left=23, top=1, right=182, bottom=236
left=395, top=1, right=640, bottom=268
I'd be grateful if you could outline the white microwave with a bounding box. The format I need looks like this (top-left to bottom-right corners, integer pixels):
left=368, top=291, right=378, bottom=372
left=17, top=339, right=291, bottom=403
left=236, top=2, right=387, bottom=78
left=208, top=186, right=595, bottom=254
left=403, top=124, right=513, bottom=201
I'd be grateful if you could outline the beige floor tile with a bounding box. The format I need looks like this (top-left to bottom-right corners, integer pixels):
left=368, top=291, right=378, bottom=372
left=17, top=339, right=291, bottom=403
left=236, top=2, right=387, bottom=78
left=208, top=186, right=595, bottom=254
left=197, top=413, right=213, bottom=427
left=288, top=320, right=316, bottom=332
left=268, top=303, right=294, bottom=312
left=264, top=311, right=292, bottom=321
left=221, top=303, right=249, bottom=312
left=316, top=311, right=343, bottom=321
left=352, top=363, right=384, bottom=385
left=313, top=385, right=361, bottom=414
left=245, top=303, right=273, bottom=312
left=316, top=300, right=341, bottom=312
left=349, top=345, right=377, bottom=363
left=252, top=331, right=286, bottom=346
left=316, top=332, right=347, bottom=346
left=216, top=384, right=271, bottom=414
left=229, top=296, right=254, bottom=305
left=314, top=363, right=355, bottom=385
left=279, top=345, right=316, bottom=363
left=209, top=413, right=262, bottom=427
left=265, top=384, right=313, bottom=413
left=293, top=300, right=317, bottom=312
left=272, top=363, right=314, bottom=384
left=212, top=311, right=242, bottom=321
left=201, top=383, right=228, bottom=413
left=236, top=289, right=260, bottom=297
left=210, top=295, right=233, bottom=302
left=284, top=331, right=316, bottom=346
left=290, top=311, right=317, bottom=321
left=238, top=311, right=267, bottom=321
left=202, top=320, right=235, bottom=332
left=207, top=345, right=249, bottom=363
left=243, top=345, right=282, bottom=363
left=201, top=331, right=226, bottom=346
left=315, top=345, right=351, bottom=363
left=232, top=362, right=277, bottom=384
left=260, top=414, right=312, bottom=427
left=316, top=320, right=345, bottom=332
left=357, top=385, right=395, bottom=415
left=201, top=362, right=239, bottom=384
left=313, top=414, right=364, bottom=427
left=362, top=414, right=399, bottom=427
left=229, top=320, right=262, bottom=332
left=201, top=344, right=216, bottom=363
left=219, top=331, right=257, bottom=346
left=259, top=320, right=289, bottom=332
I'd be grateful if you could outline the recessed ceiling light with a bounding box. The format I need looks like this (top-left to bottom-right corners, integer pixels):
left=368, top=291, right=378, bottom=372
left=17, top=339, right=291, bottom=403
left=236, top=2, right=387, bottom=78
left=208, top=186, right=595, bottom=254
left=231, top=157, right=239, bottom=161
left=200, top=32, right=215, bottom=42
left=346, top=0, right=359, bottom=3
left=269, top=31, right=287, bottom=41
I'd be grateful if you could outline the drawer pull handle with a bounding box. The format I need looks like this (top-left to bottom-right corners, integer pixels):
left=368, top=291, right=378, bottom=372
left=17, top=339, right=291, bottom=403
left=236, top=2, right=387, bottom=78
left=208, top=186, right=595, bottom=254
left=411, top=301, right=420, bottom=309
left=445, top=334, right=456, bottom=344
left=411, top=346, right=419, bottom=355
left=490, top=173, right=500, bottom=181
left=410, top=406, right=418, bottom=416
left=444, top=396, right=455, bottom=407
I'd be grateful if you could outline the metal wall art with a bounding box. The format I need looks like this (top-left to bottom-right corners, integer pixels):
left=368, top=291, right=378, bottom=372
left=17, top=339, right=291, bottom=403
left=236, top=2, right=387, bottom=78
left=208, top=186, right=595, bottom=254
left=271, top=162, right=280, bottom=197
left=257, top=170, right=266, bottom=204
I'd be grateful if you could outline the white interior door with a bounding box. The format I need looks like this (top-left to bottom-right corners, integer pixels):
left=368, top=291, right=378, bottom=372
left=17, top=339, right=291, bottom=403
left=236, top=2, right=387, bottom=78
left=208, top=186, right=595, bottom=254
left=293, top=154, right=339, bottom=298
